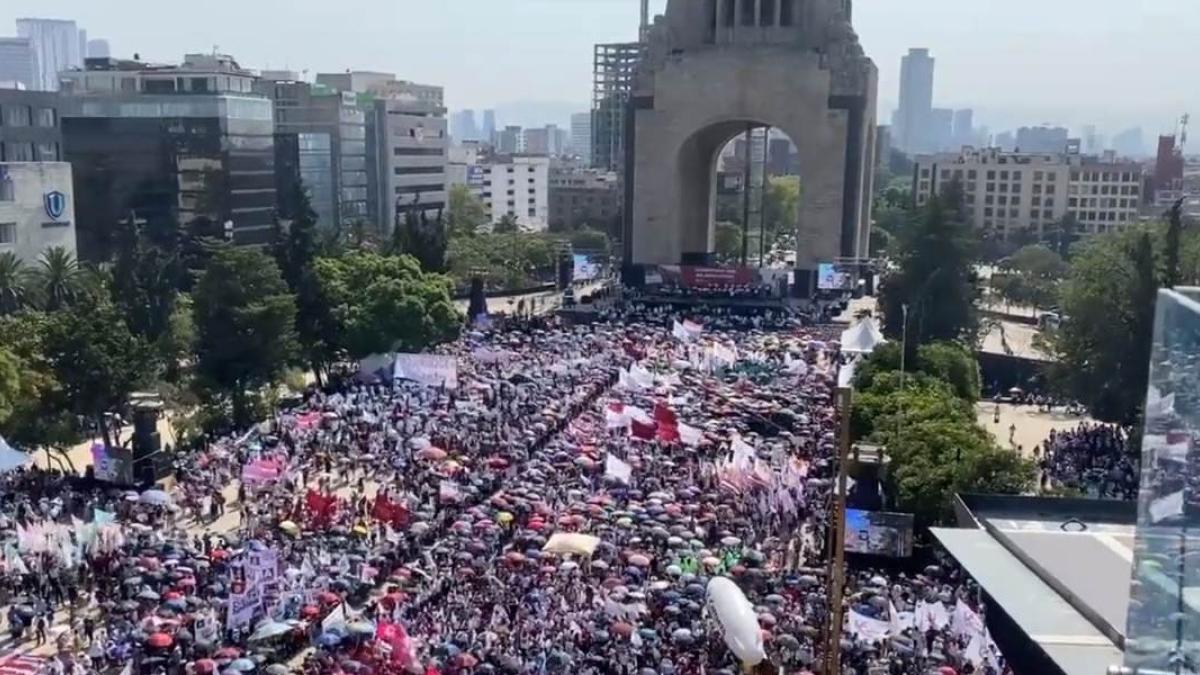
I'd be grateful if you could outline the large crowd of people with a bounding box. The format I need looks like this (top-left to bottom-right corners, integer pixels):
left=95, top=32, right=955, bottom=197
left=0, top=292, right=1008, bottom=675
left=1035, top=423, right=1137, bottom=499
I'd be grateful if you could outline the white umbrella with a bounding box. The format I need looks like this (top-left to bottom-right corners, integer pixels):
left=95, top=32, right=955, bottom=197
left=139, top=489, right=171, bottom=506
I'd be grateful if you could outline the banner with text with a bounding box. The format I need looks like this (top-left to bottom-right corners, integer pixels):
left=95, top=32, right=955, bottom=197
left=393, top=354, right=459, bottom=389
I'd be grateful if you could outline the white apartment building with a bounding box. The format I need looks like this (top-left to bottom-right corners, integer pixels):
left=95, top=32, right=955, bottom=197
left=570, top=112, right=592, bottom=164
left=913, top=148, right=1143, bottom=239
left=467, top=156, right=549, bottom=232
left=0, top=162, right=76, bottom=264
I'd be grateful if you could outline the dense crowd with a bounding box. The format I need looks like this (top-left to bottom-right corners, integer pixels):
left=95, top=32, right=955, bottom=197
left=0, top=297, right=1007, bottom=675
left=1036, top=423, right=1137, bottom=499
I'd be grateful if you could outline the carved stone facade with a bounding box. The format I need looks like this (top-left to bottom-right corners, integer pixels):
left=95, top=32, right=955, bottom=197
left=627, top=0, right=877, bottom=277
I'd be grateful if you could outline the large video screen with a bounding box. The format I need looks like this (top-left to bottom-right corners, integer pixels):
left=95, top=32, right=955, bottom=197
left=844, top=509, right=915, bottom=557
left=817, top=263, right=855, bottom=291
left=573, top=254, right=599, bottom=281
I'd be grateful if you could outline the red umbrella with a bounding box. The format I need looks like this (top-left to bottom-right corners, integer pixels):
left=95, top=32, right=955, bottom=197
left=611, top=622, right=633, bottom=637
left=317, top=591, right=340, bottom=605
left=163, top=591, right=183, bottom=601
left=417, top=447, right=447, bottom=461
left=455, top=654, right=479, bottom=668
left=147, top=632, right=173, bottom=648
left=193, top=659, right=217, bottom=674
left=214, top=647, right=241, bottom=660
left=210, top=549, right=229, bottom=561
left=301, top=605, right=321, bottom=619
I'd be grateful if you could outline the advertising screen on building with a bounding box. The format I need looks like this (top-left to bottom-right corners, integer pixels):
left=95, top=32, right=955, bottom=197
left=817, top=263, right=855, bottom=291
left=844, top=509, right=915, bottom=557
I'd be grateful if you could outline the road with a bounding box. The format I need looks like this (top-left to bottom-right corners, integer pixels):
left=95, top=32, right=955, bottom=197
left=974, top=400, right=1090, bottom=458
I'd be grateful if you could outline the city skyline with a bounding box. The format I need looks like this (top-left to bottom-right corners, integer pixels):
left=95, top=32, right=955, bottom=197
left=0, top=0, right=1196, bottom=139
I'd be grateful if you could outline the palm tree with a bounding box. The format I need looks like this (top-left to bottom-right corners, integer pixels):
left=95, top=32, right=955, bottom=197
left=0, top=252, right=32, bottom=315
left=36, top=246, right=82, bottom=311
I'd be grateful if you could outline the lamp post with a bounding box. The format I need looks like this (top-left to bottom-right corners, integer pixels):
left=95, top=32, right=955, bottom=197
left=825, top=370, right=854, bottom=675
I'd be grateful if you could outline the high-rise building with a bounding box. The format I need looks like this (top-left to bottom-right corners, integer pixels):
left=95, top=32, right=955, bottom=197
left=497, top=126, right=523, bottom=154
left=451, top=109, right=478, bottom=143
left=16, top=18, right=84, bottom=91
left=952, top=109, right=974, bottom=149
left=592, top=41, right=643, bottom=171
left=1153, top=134, right=1185, bottom=204
left=994, top=131, right=1015, bottom=151
left=255, top=74, right=370, bottom=230
left=60, top=53, right=277, bottom=260
left=0, top=38, right=37, bottom=90
left=447, top=151, right=550, bottom=231
left=894, top=48, right=934, bottom=154
left=930, top=108, right=953, bottom=151
left=913, top=147, right=1143, bottom=239
left=1112, top=127, right=1147, bottom=158
left=85, top=39, right=110, bottom=58
left=1015, top=125, right=1070, bottom=153
left=522, top=125, right=566, bottom=156
left=481, top=109, right=496, bottom=145
left=570, top=112, right=592, bottom=163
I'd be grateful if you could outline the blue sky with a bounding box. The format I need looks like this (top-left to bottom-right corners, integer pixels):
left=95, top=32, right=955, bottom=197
left=1, top=0, right=1195, bottom=137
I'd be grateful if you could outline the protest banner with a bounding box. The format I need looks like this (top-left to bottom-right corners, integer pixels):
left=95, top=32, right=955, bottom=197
left=226, top=590, right=260, bottom=631
left=393, top=353, right=459, bottom=389
left=604, top=455, right=632, bottom=484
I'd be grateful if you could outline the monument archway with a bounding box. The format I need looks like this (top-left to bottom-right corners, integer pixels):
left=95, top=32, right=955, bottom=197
left=627, top=0, right=877, bottom=285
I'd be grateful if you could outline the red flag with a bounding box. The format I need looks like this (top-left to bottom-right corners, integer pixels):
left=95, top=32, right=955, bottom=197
left=657, top=423, right=680, bottom=444
left=371, top=494, right=395, bottom=523
left=653, top=402, right=678, bottom=427
left=631, top=418, right=656, bottom=440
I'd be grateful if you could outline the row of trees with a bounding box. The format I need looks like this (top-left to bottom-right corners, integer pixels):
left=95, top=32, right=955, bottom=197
left=865, top=184, right=1035, bottom=524
left=0, top=186, right=461, bottom=459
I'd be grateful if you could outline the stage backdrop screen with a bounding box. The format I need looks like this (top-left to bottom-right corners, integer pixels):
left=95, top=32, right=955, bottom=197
left=844, top=509, right=915, bottom=557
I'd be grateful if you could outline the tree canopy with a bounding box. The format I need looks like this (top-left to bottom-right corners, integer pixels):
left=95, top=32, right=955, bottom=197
left=193, top=247, right=299, bottom=428
left=877, top=185, right=979, bottom=353
left=313, top=251, right=460, bottom=360
left=446, top=185, right=488, bottom=238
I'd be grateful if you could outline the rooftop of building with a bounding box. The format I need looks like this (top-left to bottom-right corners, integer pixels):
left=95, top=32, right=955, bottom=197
left=917, top=146, right=1145, bottom=169
left=932, top=494, right=1138, bottom=675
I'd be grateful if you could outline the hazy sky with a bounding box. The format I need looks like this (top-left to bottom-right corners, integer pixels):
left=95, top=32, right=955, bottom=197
left=1, top=0, right=1196, bottom=138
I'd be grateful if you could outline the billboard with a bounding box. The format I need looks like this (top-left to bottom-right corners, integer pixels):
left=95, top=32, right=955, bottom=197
left=844, top=509, right=915, bottom=557
left=817, top=263, right=855, bottom=291
left=466, top=165, right=486, bottom=187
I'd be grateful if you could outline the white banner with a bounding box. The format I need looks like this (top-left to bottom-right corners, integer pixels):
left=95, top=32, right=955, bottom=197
left=226, top=590, right=260, bottom=631
left=605, top=455, right=632, bottom=484
left=393, top=354, right=458, bottom=389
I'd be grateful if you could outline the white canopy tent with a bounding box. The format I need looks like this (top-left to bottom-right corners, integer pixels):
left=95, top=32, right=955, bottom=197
left=840, top=318, right=886, bottom=355
left=0, top=435, right=30, bottom=474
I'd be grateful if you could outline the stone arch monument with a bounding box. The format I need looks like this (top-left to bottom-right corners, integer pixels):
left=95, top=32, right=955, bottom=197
left=626, top=0, right=877, bottom=286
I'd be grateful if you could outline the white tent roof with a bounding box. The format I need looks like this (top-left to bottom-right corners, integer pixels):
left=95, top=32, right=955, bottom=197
left=840, top=318, right=886, bottom=355
left=0, top=435, right=30, bottom=474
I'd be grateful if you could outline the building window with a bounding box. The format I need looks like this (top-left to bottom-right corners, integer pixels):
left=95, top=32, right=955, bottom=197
left=1033, top=184, right=1042, bottom=195
left=1032, top=196, right=1041, bottom=207
left=985, top=195, right=994, bottom=205
left=0, top=223, right=14, bottom=245
left=986, top=183, right=995, bottom=192
left=920, top=168, right=930, bottom=178
left=1034, top=171, right=1043, bottom=181
left=741, top=0, right=756, bottom=25
left=1044, top=198, right=1054, bottom=208
left=984, top=207, right=993, bottom=217
left=1011, top=196, right=1021, bottom=206
left=1009, top=209, right=1019, bottom=218
left=36, top=142, right=58, bottom=162
left=986, top=170, right=995, bottom=180
left=528, top=207, right=537, bottom=217
left=392, top=147, right=444, bottom=156
left=0, top=178, right=11, bottom=201
left=940, top=169, right=950, bottom=180
left=1046, top=184, right=1055, bottom=195
left=1013, top=171, right=1022, bottom=180
left=3, top=105, right=30, bottom=127
left=3, top=142, right=34, bottom=162
left=34, top=108, right=56, bottom=128
left=723, top=0, right=736, bottom=26
left=1070, top=171, right=1080, bottom=181
left=760, top=0, right=776, bottom=25
left=1000, top=171, right=1008, bottom=180
left=968, top=170, right=977, bottom=180
left=1012, top=183, right=1021, bottom=193
left=999, top=184, right=1008, bottom=193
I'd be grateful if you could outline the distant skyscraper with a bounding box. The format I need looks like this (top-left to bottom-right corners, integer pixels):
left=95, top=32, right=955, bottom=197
left=994, top=131, right=1015, bottom=151
left=451, top=109, right=478, bottom=143
left=571, top=112, right=592, bottom=163
left=0, top=38, right=37, bottom=89
left=952, top=109, right=974, bottom=148
left=85, top=39, right=110, bottom=58
left=497, top=126, right=523, bottom=154
left=1112, top=127, right=1146, bottom=158
left=894, top=48, right=934, bottom=154
left=481, top=109, right=497, bottom=145
left=1015, top=125, right=1070, bottom=153
left=16, top=18, right=84, bottom=91
left=1082, top=125, right=1099, bottom=154
left=1153, top=134, right=1184, bottom=201
left=930, top=108, right=953, bottom=151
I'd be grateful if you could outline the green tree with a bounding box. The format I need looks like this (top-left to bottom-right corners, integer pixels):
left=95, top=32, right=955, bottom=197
left=0, top=347, right=19, bottom=426
left=991, top=244, right=1066, bottom=310
left=714, top=222, right=742, bottom=263
left=916, top=341, right=982, bottom=402
left=272, top=179, right=320, bottom=291
left=762, top=175, right=800, bottom=241
left=41, top=303, right=152, bottom=449
left=878, top=184, right=979, bottom=354
left=494, top=213, right=520, bottom=234
left=0, top=252, right=33, bottom=315
left=392, top=210, right=448, bottom=272
left=1045, top=229, right=1158, bottom=423
left=193, top=247, right=298, bottom=428
left=1043, top=213, right=1080, bottom=259
left=110, top=219, right=182, bottom=345
left=34, top=247, right=83, bottom=311
left=0, top=313, right=77, bottom=469
left=568, top=228, right=610, bottom=254
left=314, top=251, right=460, bottom=359
left=446, top=184, right=488, bottom=238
